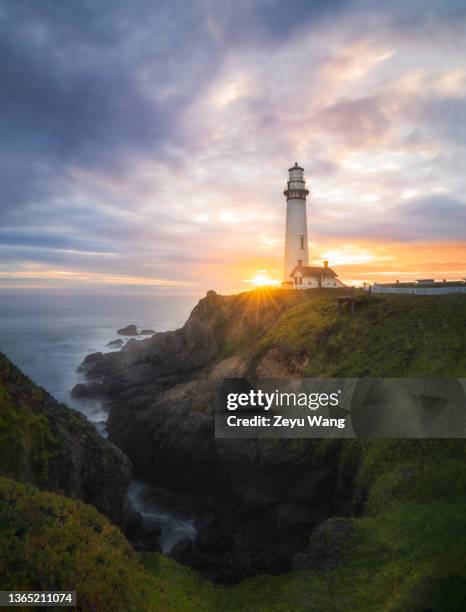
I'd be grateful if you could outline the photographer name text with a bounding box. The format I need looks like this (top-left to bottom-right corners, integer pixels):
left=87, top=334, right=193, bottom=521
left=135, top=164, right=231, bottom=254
left=226, top=414, right=346, bottom=429
left=225, top=389, right=346, bottom=430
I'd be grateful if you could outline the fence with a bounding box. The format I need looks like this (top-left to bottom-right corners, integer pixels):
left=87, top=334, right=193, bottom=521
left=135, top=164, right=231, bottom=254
left=369, top=286, right=466, bottom=295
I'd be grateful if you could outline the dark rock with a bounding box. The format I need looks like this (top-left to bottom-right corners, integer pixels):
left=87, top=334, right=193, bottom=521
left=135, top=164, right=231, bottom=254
left=83, top=351, right=103, bottom=364
left=292, top=518, right=354, bottom=571
left=126, top=520, right=162, bottom=553
left=86, top=381, right=103, bottom=396
left=139, top=329, right=156, bottom=336
left=122, top=338, right=140, bottom=352
left=77, top=351, right=103, bottom=372
left=75, top=291, right=359, bottom=581
left=70, top=383, right=89, bottom=398
left=242, top=488, right=277, bottom=511
left=107, top=339, right=124, bottom=347
left=273, top=504, right=315, bottom=536
left=171, top=510, right=293, bottom=584
left=70, top=382, right=103, bottom=399
left=171, top=537, right=196, bottom=561
left=117, top=324, right=138, bottom=336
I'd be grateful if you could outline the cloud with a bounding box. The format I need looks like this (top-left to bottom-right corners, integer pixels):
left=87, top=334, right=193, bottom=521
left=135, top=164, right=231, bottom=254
left=312, top=194, right=466, bottom=242
left=0, top=0, right=465, bottom=291
left=311, top=96, right=390, bottom=147
left=398, top=195, right=466, bottom=240
left=320, top=42, right=394, bottom=83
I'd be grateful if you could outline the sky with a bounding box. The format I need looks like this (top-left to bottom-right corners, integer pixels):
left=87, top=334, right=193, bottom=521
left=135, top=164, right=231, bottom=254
left=1, top=0, right=466, bottom=295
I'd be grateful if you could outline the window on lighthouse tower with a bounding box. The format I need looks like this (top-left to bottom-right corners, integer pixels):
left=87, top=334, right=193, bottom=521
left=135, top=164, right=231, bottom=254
left=300, top=235, right=305, bottom=249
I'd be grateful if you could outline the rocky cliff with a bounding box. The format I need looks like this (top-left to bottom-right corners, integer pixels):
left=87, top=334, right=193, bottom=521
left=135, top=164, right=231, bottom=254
left=77, top=288, right=466, bottom=582
left=0, top=351, right=137, bottom=529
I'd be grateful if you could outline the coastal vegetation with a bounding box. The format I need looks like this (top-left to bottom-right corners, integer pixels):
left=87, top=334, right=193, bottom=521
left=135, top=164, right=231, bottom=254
left=253, top=293, right=466, bottom=377
left=1, top=290, right=465, bottom=610
left=2, top=439, right=465, bottom=611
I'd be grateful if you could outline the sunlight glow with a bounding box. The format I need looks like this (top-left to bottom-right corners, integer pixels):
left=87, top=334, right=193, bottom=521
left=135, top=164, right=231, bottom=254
left=246, top=273, right=280, bottom=287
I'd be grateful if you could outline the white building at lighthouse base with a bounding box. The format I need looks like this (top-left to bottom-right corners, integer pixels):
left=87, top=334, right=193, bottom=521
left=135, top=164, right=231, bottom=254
left=289, top=260, right=346, bottom=290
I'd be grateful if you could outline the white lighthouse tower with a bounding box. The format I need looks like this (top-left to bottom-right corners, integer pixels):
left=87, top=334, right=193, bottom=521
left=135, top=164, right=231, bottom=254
left=283, top=162, right=310, bottom=281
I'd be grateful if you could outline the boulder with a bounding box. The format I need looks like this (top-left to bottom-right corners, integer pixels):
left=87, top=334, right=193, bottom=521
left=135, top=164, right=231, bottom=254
left=126, top=521, right=162, bottom=553
left=139, top=329, right=156, bottom=336
left=71, top=382, right=103, bottom=399
left=83, top=351, right=103, bottom=364
left=76, top=352, right=103, bottom=373
left=71, top=383, right=89, bottom=398
left=107, top=339, right=124, bottom=347
left=122, top=338, right=140, bottom=352
left=292, top=518, right=354, bottom=571
left=117, top=324, right=138, bottom=336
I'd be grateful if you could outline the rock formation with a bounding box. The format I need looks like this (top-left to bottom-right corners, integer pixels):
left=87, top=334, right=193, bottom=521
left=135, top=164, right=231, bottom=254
left=77, top=290, right=354, bottom=580
left=117, top=324, right=139, bottom=336
left=0, top=351, right=138, bottom=530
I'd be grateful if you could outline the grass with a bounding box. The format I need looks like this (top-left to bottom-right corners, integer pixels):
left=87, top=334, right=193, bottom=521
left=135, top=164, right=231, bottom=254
left=0, top=477, right=219, bottom=611
left=2, top=439, right=466, bottom=611
left=222, top=439, right=466, bottom=612
left=254, top=294, right=466, bottom=376
left=0, top=383, right=58, bottom=486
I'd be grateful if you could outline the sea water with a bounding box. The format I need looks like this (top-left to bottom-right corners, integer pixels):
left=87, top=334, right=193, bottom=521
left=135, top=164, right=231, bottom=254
left=0, top=291, right=199, bottom=552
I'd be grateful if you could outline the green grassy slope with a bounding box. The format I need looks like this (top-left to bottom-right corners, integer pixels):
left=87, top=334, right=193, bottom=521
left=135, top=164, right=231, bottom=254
left=0, top=477, right=217, bottom=611
left=254, top=294, right=466, bottom=376
left=226, top=439, right=466, bottom=612
left=0, top=380, right=57, bottom=487
left=0, top=351, right=135, bottom=527
left=2, top=439, right=466, bottom=611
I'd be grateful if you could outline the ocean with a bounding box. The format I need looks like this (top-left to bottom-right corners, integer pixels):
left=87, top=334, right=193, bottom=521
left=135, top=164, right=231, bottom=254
left=0, top=292, right=199, bottom=551
left=0, top=292, right=197, bottom=427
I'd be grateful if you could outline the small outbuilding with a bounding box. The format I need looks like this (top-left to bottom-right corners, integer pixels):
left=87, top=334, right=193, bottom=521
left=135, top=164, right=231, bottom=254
left=289, top=260, right=345, bottom=289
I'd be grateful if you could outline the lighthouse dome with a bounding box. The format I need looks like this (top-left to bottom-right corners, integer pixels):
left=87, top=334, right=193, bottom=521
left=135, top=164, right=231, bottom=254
left=288, top=162, right=304, bottom=182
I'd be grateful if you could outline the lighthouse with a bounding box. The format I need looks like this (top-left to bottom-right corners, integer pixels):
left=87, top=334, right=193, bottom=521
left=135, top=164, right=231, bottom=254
left=283, top=162, right=310, bottom=281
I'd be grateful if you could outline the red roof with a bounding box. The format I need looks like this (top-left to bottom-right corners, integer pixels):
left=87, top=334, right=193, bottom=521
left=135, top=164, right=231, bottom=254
left=290, top=265, right=337, bottom=278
